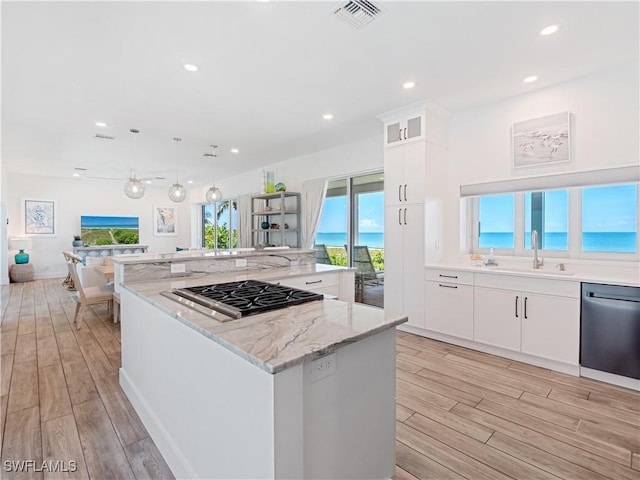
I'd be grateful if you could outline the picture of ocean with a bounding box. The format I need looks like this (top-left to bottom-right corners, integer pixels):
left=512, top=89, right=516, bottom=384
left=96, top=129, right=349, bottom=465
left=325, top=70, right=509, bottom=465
left=80, top=215, right=140, bottom=245
left=480, top=232, right=637, bottom=253
left=316, top=232, right=384, bottom=249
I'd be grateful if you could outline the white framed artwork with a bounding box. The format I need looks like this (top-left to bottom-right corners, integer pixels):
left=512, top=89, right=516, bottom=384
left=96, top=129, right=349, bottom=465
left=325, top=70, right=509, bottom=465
left=512, top=112, right=571, bottom=168
left=154, top=205, right=178, bottom=236
left=23, top=199, right=56, bottom=236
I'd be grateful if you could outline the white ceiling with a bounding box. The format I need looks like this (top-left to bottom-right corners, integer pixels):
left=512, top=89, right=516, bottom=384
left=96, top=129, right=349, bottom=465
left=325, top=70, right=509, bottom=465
left=2, top=1, right=638, bottom=189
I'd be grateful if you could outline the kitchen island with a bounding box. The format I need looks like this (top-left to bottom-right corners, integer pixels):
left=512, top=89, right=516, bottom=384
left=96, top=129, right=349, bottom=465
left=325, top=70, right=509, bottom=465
left=118, top=270, right=406, bottom=479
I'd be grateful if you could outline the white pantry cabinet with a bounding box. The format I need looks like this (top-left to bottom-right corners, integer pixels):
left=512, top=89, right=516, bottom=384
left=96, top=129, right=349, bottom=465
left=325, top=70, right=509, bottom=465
left=474, top=273, right=580, bottom=364
left=384, top=141, right=426, bottom=206
left=424, top=269, right=473, bottom=339
left=385, top=204, right=425, bottom=328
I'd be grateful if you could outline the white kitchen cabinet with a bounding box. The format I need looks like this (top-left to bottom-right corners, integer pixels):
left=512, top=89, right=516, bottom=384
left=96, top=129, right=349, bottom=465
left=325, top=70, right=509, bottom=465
left=474, top=286, right=522, bottom=351
left=385, top=204, right=424, bottom=328
left=521, top=293, right=579, bottom=364
left=474, top=273, right=580, bottom=364
left=384, top=141, right=426, bottom=206
left=383, top=112, right=424, bottom=147
left=424, top=269, right=473, bottom=339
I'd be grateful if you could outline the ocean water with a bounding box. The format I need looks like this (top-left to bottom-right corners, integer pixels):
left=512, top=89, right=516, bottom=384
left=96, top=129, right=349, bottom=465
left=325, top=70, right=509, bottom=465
left=318, top=231, right=637, bottom=252
left=480, top=232, right=637, bottom=253
left=316, top=232, right=384, bottom=249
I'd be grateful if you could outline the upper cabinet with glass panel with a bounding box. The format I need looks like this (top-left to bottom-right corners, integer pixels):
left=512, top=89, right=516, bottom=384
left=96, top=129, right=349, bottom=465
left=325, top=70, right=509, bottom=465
left=384, top=112, right=424, bottom=147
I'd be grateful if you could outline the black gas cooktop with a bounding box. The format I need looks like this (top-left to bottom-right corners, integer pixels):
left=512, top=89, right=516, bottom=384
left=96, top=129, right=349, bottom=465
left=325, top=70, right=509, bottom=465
left=161, top=279, right=323, bottom=321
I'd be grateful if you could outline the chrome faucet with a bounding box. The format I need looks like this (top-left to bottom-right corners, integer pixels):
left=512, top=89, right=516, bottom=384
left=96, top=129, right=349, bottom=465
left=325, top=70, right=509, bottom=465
left=531, top=229, right=544, bottom=269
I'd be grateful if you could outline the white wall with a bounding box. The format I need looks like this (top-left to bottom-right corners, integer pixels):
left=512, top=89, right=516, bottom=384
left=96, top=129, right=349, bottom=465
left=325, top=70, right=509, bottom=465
left=443, top=62, right=639, bottom=258
left=203, top=135, right=383, bottom=199
left=6, top=174, right=193, bottom=280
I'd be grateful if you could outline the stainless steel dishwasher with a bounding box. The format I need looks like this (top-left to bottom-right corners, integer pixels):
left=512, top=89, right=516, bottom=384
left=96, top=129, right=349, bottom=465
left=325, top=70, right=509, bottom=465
left=581, top=283, right=640, bottom=380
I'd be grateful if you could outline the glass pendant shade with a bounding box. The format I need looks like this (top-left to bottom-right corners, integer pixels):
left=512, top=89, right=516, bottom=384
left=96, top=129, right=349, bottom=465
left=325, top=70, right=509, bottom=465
left=124, top=177, right=145, bottom=199
left=206, top=185, right=223, bottom=203
left=168, top=183, right=186, bottom=202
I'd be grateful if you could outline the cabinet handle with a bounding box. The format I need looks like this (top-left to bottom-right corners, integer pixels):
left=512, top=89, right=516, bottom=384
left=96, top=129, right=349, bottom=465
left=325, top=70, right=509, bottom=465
left=398, top=185, right=402, bottom=202
left=403, top=208, right=407, bottom=225
left=404, top=184, right=407, bottom=202
left=305, top=280, right=322, bottom=285
left=524, top=297, right=528, bottom=319
left=515, top=296, right=519, bottom=318
left=438, top=283, right=458, bottom=289
left=398, top=209, right=402, bottom=225
left=439, top=274, right=458, bottom=279
left=403, top=127, right=407, bottom=140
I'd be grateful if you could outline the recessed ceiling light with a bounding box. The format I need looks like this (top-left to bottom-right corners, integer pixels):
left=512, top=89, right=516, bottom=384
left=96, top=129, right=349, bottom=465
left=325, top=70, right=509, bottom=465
left=323, top=113, right=334, bottom=120
left=187, top=180, right=194, bottom=184
left=402, top=81, right=416, bottom=89
left=184, top=64, right=198, bottom=72
left=540, top=25, right=559, bottom=36
left=230, top=148, right=239, bottom=154
left=523, top=75, right=538, bottom=83
left=95, top=121, right=107, bottom=127
left=72, top=173, right=80, bottom=177
left=145, top=180, right=152, bottom=184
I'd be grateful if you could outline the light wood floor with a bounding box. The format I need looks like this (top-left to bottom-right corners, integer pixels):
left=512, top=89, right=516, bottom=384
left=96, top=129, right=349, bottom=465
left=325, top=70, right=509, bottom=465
left=2, top=279, right=639, bottom=480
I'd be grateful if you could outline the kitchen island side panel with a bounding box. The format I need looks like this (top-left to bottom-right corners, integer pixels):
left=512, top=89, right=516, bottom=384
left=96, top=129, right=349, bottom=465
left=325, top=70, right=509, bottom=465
left=119, top=289, right=280, bottom=479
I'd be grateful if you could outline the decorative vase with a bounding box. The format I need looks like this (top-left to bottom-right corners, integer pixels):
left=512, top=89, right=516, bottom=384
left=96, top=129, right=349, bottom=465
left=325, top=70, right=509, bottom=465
left=73, top=240, right=83, bottom=247
left=265, top=171, right=275, bottom=193
left=14, top=250, right=29, bottom=264
left=261, top=221, right=270, bottom=229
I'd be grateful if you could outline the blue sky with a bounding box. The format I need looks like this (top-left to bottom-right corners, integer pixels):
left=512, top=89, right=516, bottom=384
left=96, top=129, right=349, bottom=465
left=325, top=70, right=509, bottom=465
left=318, top=192, right=384, bottom=233
left=480, top=185, right=637, bottom=233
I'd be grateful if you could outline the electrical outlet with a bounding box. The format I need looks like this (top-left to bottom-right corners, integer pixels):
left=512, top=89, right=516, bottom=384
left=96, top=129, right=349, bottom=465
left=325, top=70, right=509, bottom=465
left=235, top=258, right=247, bottom=268
left=311, top=353, right=336, bottom=382
left=171, top=263, right=186, bottom=274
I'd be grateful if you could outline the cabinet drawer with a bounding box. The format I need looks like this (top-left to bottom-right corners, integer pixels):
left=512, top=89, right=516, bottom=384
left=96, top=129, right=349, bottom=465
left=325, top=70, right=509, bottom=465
left=278, top=273, right=340, bottom=291
left=425, top=268, right=473, bottom=285
left=425, top=281, right=473, bottom=339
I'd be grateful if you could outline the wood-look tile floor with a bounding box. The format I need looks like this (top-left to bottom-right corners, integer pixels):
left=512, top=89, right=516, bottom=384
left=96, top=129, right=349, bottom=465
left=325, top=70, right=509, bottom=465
left=2, top=280, right=639, bottom=480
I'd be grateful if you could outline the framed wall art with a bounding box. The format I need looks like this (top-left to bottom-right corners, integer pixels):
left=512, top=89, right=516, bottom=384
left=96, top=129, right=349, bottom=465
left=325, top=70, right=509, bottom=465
left=512, top=112, right=571, bottom=168
left=23, top=199, right=56, bottom=236
left=154, top=205, right=178, bottom=236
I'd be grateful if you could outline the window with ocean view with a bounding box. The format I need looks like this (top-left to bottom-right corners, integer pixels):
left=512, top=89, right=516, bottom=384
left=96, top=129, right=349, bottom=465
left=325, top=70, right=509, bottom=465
left=582, top=184, right=637, bottom=253
left=478, top=194, right=514, bottom=249
left=315, top=172, right=384, bottom=307
left=524, top=190, right=568, bottom=250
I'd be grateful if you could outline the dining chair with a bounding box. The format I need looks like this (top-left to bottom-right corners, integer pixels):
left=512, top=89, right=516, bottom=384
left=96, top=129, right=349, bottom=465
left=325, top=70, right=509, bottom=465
left=66, top=261, right=115, bottom=329
left=61, top=251, right=83, bottom=291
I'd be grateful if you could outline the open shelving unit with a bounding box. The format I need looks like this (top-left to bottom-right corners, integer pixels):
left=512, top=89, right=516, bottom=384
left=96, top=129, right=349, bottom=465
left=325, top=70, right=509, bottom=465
left=251, top=192, right=301, bottom=248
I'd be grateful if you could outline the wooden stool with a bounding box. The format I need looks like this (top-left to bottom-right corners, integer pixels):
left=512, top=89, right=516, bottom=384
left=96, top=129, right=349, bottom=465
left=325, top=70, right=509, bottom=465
left=10, top=263, right=34, bottom=283
left=113, top=292, right=121, bottom=324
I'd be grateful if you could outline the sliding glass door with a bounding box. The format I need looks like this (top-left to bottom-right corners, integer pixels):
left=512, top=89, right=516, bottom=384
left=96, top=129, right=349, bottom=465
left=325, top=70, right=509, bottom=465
left=315, top=172, right=384, bottom=307
left=202, top=200, right=238, bottom=249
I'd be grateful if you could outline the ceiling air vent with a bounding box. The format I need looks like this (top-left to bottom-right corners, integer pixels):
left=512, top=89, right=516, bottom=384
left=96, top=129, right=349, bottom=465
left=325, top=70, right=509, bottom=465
left=332, top=0, right=384, bottom=30
left=94, top=133, right=115, bottom=140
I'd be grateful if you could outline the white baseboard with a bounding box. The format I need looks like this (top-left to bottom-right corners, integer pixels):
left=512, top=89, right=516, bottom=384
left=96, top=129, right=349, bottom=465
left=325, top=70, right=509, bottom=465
left=398, top=324, right=580, bottom=377
left=1, top=276, right=8, bottom=285
left=119, top=369, right=195, bottom=479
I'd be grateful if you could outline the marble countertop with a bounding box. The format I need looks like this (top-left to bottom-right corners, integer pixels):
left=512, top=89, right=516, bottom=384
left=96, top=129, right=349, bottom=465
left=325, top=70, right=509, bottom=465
left=111, top=247, right=313, bottom=264
left=121, top=266, right=405, bottom=374
left=425, top=261, right=640, bottom=287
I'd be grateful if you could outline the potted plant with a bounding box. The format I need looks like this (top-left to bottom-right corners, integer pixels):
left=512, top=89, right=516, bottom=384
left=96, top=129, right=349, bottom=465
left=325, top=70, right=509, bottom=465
left=73, top=235, right=83, bottom=247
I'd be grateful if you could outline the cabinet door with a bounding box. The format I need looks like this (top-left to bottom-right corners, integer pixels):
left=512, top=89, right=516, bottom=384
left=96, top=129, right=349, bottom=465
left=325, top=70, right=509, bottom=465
left=383, top=146, right=405, bottom=206
left=521, top=293, right=579, bottom=365
left=474, top=287, right=521, bottom=351
left=402, top=141, right=425, bottom=204
left=384, top=206, right=404, bottom=321
left=425, top=281, right=473, bottom=339
left=406, top=115, right=423, bottom=140
left=386, top=121, right=403, bottom=146
left=402, top=204, right=425, bottom=328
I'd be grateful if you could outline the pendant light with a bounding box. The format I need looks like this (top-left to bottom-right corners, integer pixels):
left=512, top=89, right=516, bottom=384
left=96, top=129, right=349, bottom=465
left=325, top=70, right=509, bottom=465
left=124, top=129, right=145, bottom=199
left=168, top=137, right=186, bottom=203
left=205, top=144, right=223, bottom=203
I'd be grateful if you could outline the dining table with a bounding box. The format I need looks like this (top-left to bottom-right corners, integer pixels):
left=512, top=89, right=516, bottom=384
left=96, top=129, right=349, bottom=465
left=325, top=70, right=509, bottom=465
left=93, top=264, right=115, bottom=283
